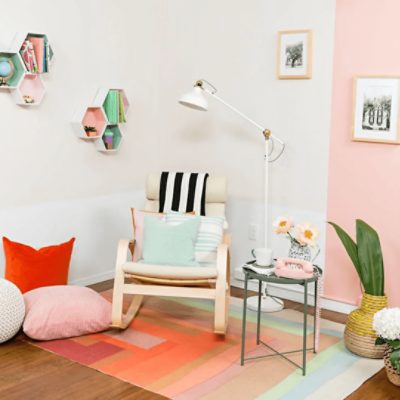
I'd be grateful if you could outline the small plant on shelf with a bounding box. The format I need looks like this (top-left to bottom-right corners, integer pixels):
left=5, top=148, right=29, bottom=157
left=103, top=130, right=114, bottom=150
left=84, top=126, right=98, bottom=137
left=22, top=95, right=35, bottom=104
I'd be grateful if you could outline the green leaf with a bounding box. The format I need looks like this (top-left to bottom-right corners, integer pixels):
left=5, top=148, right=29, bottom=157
left=328, top=222, right=363, bottom=284
left=390, top=349, right=400, bottom=373
left=376, top=337, right=386, bottom=345
left=388, top=340, right=400, bottom=350
left=356, top=219, right=384, bottom=296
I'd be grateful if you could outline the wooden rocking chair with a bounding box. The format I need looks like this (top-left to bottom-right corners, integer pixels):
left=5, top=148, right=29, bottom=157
left=111, top=174, right=230, bottom=334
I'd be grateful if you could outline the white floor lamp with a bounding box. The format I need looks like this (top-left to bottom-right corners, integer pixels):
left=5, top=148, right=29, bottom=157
left=179, top=79, right=286, bottom=312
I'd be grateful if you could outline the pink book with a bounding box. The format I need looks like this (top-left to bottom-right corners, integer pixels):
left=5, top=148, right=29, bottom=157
left=28, top=36, right=44, bottom=73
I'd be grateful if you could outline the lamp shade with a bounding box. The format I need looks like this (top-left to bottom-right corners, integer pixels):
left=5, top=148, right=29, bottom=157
left=178, top=86, right=208, bottom=111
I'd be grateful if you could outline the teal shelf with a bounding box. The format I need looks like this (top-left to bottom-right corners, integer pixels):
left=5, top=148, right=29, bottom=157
left=95, top=124, right=123, bottom=152
left=0, top=52, right=25, bottom=89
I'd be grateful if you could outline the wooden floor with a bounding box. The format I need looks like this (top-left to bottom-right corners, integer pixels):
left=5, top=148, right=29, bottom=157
left=0, top=280, right=397, bottom=400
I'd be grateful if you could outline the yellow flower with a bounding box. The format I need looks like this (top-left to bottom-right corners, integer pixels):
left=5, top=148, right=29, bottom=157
left=273, top=216, right=293, bottom=234
left=297, top=223, right=319, bottom=246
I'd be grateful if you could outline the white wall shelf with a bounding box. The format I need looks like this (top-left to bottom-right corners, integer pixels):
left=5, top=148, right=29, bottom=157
left=10, top=73, right=46, bottom=106
left=72, top=106, right=108, bottom=140
left=72, top=87, right=129, bottom=153
left=0, top=31, right=54, bottom=106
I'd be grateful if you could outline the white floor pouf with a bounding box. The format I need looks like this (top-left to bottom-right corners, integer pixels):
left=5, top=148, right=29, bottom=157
left=0, top=278, right=25, bottom=343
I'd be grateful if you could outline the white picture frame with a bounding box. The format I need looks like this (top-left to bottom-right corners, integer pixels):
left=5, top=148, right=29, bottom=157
left=352, top=77, right=400, bottom=144
left=277, top=30, right=312, bottom=79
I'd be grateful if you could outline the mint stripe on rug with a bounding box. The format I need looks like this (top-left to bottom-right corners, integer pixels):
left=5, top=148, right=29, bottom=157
left=256, top=341, right=359, bottom=400
left=168, top=297, right=342, bottom=338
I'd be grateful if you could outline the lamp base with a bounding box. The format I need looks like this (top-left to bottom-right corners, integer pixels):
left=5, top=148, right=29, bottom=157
left=247, top=295, right=284, bottom=313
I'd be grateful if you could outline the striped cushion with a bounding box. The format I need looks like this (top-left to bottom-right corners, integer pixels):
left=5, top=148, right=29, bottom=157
left=165, top=212, right=224, bottom=263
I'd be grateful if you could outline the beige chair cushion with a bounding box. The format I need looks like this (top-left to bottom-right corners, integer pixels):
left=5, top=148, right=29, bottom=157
left=122, top=262, right=217, bottom=279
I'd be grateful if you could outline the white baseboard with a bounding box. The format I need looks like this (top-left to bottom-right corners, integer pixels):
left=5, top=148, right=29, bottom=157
left=69, top=270, right=115, bottom=287
left=232, top=268, right=356, bottom=315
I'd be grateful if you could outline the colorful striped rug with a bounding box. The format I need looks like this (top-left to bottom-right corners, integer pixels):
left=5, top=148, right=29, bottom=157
left=34, top=291, right=381, bottom=399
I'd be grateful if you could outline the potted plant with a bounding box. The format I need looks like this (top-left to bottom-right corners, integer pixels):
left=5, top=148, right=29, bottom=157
left=84, top=125, right=98, bottom=137
left=373, top=308, right=400, bottom=386
left=329, top=219, right=387, bottom=358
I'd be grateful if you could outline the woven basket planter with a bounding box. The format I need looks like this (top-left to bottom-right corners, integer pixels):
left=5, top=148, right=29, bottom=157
left=344, top=293, right=387, bottom=359
left=384, top=348, right=400, bottom=386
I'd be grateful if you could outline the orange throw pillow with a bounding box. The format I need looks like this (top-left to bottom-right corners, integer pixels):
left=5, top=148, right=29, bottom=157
left=4, top=237, right=75, bottom=293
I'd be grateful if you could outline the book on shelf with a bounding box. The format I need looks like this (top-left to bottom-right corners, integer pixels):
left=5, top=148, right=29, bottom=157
left=21, top=36, right=50, bottom=73
left=104, top=90, right=127, bottom=124
left=118, top=91, right=126, bottom=123
left=20, top=40, right=38, bottom=73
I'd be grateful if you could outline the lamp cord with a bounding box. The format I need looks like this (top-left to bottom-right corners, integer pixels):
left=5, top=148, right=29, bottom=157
left=268, top=139, right=285, bottom=163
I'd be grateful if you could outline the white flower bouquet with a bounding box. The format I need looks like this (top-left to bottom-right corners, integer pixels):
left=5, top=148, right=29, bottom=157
left=373, top=308, right=400, bottom=373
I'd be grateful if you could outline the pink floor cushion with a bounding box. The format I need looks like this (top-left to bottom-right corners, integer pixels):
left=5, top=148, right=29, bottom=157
left=23, top=285, right=112, bottom=341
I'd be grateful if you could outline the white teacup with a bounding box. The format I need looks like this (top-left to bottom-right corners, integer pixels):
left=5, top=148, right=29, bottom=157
left=251, top=247, right=273, bottom=267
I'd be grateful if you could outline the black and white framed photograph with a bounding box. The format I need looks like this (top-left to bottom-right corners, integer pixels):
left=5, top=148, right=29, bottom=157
left=277, top=30, right=312, bottom=79
left=353, top=77, right=400, bottom=144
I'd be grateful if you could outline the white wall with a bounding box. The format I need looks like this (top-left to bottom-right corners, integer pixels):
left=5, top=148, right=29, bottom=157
left=157, top=0, right=336, bottom=282
left=0, top=1, right=337, bottom=299
left=0, top=191, right=144, bottom=285
left=0, top=0, right=163, bottom=282
left=0, top=0, right=162, bottom=208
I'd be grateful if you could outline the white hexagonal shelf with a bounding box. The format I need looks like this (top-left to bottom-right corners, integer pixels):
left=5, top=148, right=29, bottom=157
left=74, top=87, right=129, bottom=153
left=95, top=125, right=124, bottom=153
left=10, top=32, right=54, bottom=74
left=72, top=106, right=108, bottom=140
left=11, top=74, right=46, bottom=106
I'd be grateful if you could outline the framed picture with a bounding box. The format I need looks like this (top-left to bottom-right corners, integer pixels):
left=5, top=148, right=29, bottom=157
left=277, top=30, right=312, bottom=79
left=352, top=77, right=400, bottom=144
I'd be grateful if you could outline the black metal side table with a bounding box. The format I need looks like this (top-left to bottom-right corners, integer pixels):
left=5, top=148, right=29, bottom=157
left=240, top=268, right=320, bottom=376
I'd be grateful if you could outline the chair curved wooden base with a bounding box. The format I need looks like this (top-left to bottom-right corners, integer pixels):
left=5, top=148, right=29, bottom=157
left=111, top=236, right=230, bottom=334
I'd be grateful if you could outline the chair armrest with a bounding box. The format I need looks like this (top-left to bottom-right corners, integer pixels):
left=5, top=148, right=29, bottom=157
left=115, top=239, right=131, bottom=272
left=216, top=241, right=229, bottom=281
left=222, top=232, right=231, bottom=246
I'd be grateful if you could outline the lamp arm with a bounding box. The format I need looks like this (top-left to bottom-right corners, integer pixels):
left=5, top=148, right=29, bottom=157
left=203, top=89, right=284, bottom=146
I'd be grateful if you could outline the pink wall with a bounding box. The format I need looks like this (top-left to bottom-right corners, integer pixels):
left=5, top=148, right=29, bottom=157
left=325, top=0, right=400, bottom=306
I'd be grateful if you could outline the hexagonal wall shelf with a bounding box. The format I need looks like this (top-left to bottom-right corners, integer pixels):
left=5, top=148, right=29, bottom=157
left=10, top=74, right=45, bottom=106
left=10, top=32, right=54, bottom=73
left=72, top=87, right=129, bottom=153
left=0, top=51, right=25, bottom=90
left=95, top=125, right=124, bottom=153
left=93, top=87, right=130, bottom=124
left=0, top=31, right=54, bottom=106
left=72, top=106, right=108, bottom=140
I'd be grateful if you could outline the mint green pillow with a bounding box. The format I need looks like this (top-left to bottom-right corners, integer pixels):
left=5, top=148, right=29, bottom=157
left=142, top=215, right=200, bottom=266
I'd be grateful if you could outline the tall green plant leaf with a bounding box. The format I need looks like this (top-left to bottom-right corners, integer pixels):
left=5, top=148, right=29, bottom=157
left=328, top=222, right=363, bottom=283
left=356, top=219, right=384, bottom=295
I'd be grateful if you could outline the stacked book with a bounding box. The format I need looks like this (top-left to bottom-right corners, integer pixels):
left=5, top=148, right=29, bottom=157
left=20, top=35, right=51, bottom=73
left=103, top=90, right=126, bottom=124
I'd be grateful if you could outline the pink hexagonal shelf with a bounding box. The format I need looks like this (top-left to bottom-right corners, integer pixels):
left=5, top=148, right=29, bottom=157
left=11, top=74, right=45, bottom=106
left=72, top=106, right=107, bottom=140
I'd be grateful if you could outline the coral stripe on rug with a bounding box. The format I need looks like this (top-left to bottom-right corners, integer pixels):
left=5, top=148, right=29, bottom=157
left=32, top=292, right=381, bottom=400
